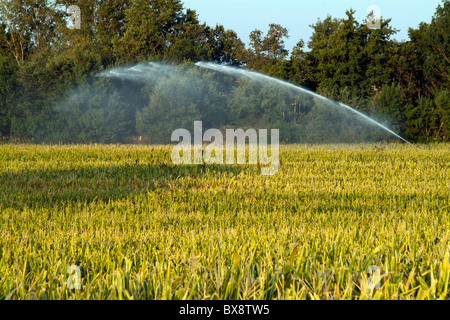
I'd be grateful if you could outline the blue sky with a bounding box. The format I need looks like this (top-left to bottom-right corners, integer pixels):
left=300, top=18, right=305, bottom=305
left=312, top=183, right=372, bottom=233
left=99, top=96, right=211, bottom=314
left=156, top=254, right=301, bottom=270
left=182, top=0, right=444, bottom=52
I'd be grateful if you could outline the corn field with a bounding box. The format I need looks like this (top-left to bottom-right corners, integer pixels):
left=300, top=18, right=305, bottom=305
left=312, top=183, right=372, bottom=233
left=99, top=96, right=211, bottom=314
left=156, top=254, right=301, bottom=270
left=0, top=143, right=449, bottom=300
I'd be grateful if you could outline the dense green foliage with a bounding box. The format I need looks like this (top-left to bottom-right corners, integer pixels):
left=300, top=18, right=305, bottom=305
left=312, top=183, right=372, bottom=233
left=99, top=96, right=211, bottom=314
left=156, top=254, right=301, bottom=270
left=0, top=0, right=448, bottom=143
left=0, top=143, right=449, bottom=299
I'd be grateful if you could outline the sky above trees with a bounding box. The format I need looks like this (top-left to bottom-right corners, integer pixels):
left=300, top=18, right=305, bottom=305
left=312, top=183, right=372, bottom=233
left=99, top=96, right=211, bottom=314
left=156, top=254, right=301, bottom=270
left=183, top=0, right=443, bottom=51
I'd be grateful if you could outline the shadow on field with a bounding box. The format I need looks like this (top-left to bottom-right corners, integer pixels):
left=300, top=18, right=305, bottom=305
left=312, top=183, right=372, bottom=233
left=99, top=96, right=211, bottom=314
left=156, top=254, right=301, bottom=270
left=0, top=163, right=248, bottom=209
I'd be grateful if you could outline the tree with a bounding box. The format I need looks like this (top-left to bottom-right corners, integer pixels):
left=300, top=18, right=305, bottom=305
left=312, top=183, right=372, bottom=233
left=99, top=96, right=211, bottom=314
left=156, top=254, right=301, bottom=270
left=93, top=0, right=131, bottom=65
left=421, top=0, right=450, bottom=91
left=52, top=78, right=134, bottom=143
left=0, top=0, right=66, bottom=65
left=389, top=33, right=426, bottom=102
left=368, top=84, right=407, bottom=135
left=289, top=39, right=309, bottom=86
left=398, top=1, right=450, bottom=141
left=304, top=10, right=398, bottom=104
left=136, top=67, right=202, bottom=144
left=303, top=15, right=341, bottom=93
left=361, top=14, right=399, bottom=97
left=405, top=88, right=449, bottom=142
left=206, top=24, right=246, bottom=66
left=245, top=24, right=289, bottom=73
left=162, top=17, right=209, bottom=62
left=113, top=0, right=189, bottom=63
left=0, top=53, right=17, bottom=137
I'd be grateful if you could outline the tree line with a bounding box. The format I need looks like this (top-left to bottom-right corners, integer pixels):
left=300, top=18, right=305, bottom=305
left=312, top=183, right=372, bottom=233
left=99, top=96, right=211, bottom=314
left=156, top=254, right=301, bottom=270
left=0, top=0, right=448, bottom=143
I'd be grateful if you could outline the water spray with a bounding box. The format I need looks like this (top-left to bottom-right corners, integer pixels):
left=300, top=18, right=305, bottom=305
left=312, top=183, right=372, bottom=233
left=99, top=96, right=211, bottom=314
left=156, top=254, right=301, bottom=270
left=194, top=62, right=418, bottom=148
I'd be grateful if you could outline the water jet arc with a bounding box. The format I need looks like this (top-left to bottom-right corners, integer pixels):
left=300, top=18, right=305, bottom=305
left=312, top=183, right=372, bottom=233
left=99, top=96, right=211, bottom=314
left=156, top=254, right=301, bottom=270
left=195, top=62, right=417, bottom=148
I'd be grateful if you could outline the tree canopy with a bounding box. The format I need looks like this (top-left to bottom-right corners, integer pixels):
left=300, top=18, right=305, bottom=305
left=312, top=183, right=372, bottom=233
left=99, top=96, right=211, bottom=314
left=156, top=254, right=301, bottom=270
left=0, top=0, right=448, bottom=143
